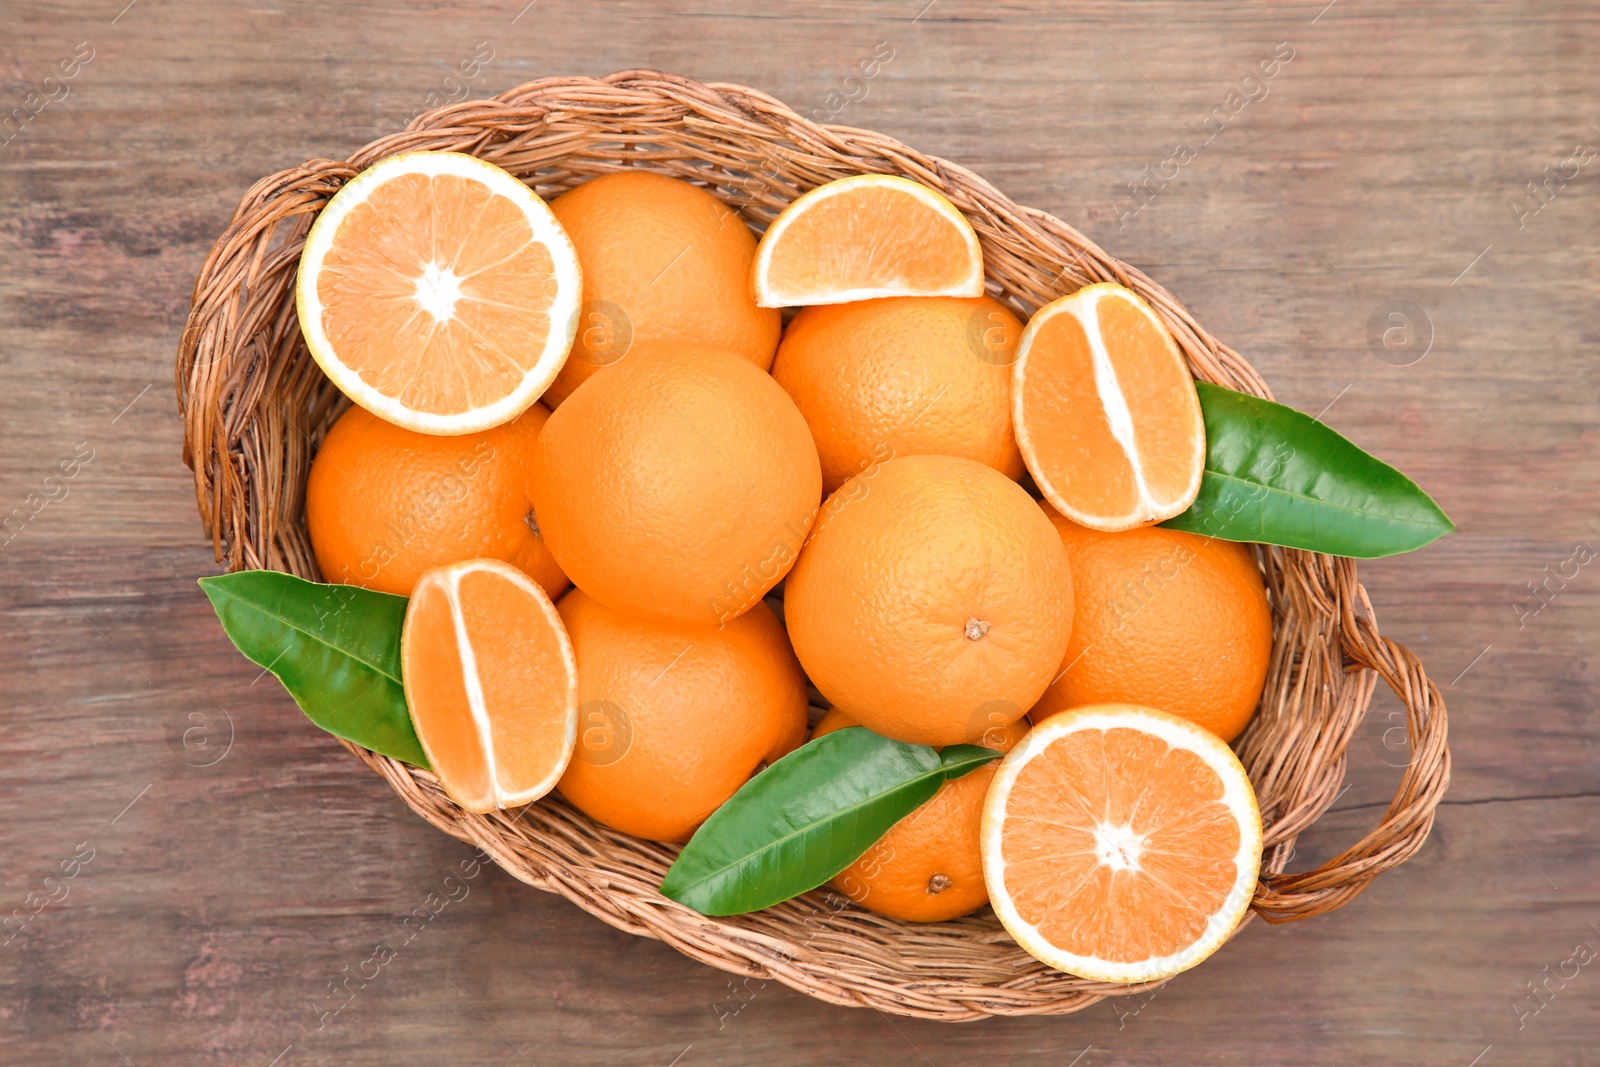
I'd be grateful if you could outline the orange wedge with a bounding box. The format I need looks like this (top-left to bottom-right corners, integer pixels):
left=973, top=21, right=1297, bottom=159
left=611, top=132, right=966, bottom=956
left=401, top=558, right=578, bottom=813
left=1012, top=283, right=1205, bottom=531
left=751, top=174, right=984, bottom=307
left=297, top=151, right=582, bottom=435
left=981, top=704, right=1262, bottom=984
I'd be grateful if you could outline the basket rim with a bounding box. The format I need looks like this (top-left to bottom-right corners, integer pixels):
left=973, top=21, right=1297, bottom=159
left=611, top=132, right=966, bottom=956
left=174, top=69, right=1451, bottom=1021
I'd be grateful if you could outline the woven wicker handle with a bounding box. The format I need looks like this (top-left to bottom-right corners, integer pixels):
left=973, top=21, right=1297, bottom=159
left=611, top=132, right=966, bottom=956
left=1251, top=581, right=1451, bottom=922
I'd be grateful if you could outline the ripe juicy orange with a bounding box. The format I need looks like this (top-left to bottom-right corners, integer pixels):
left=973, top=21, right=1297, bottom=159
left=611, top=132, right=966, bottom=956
left=784, top=454, right=1072, bottom=747
left=1013, top=282, right=1205, bottom=531
left=982, top=704, right=1263, bottom=983
left=401, top=559, right=579, bottom=814
left=752, top=174, right=985, bottom=307
left=540, top=170, right=781, bottom=407
left=814, top=708, right=1028, bottom=922
left=1031, top=508, right=1272, bottom=743
left=530, top=343, right=822, bottom=626
left=296, top=151, right=582, bottom=435
left=554, top=588, right=807, bottom=843
left=770, top=296, right=1025, bottom=494
left=306, top=402, right=568, bottom=598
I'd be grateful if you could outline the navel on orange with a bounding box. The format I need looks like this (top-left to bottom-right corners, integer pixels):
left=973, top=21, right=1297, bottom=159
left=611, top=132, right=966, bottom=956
left=1013, top=282, right=1205, bottom=531
left=752, top=174, right=984, bottom=307
left=297, top=151, right=582, bottom=435
left=401, top=559, right=578, bottom=813
left=982, top=704, right=1263, bottom=984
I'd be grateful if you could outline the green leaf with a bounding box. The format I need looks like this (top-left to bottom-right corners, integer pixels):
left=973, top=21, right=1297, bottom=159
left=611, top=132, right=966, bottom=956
left=660, top=727, right=1001, bottom=916
left=199, top=571, right=429, bottom=768
left=1161, top=381, right=1455, bottom=557
left=937, top=744, right=1004, bottom=780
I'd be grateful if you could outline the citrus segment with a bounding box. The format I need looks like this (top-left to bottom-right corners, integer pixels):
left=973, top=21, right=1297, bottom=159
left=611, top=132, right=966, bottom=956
left=981, top=705, right=1262, bottom=983
left=401, top=559, right=578, bottom=813
left=752, top=175, right=984, bottom=307
left=297, top=151, right=582, bottom=435
left=1013, top=283, right=1204, bottom=531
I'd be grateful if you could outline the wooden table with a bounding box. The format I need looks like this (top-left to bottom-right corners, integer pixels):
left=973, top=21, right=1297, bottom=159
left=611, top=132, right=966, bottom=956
left=4, top=2, right=1595, bottom=1063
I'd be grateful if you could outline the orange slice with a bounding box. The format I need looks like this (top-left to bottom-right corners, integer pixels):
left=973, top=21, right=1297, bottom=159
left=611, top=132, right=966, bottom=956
left=401, top=558, right=578, bottom=813
left=751, top=174, right=984, bottom=307
left=297, top=151, right=582, bottom=435
left=1012, top=283, right=1205, bottom=531
left=981, top=704, right=1262, bottom=984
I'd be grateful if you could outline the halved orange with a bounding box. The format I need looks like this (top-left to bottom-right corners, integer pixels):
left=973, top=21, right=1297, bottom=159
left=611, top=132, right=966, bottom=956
left=981, top=704, right=1262, bottom=984
left=751, top=174, right=984, bottom=307
left=297, top=151, right=582, bottom=435
left=1012, top=283, right=1205, bottom=531
left=401, top=558, right=578, bottom=813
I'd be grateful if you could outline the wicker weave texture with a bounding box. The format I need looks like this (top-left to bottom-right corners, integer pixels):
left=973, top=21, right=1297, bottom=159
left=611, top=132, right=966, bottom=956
left=175, top=70, right=1450, bottom=1021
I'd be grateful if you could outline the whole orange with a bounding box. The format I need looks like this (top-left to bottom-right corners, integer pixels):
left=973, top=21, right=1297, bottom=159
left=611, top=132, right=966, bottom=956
left=771, top=296, right=1025, bottom=493
left=529, top=343, right=822, bottom=625
left=541, top=170, right=781, bottom=407
left=554, top=588, right=807, bottom=843
left=783, top=454, right=1072, bottom=747
left=1029, top=509, right=1273, bottom=742
left=815, top=708, right=1028, bottom=922
left=306, top=403, right=567, bottom=597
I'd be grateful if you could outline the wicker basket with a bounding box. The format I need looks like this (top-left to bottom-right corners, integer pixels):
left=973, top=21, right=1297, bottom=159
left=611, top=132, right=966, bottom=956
left=175, top=70, right=1451, bottom=1021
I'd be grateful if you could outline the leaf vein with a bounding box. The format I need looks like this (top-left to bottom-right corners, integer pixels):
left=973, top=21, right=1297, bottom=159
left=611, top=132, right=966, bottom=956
left=1202, top=469, right=1448, bottom=527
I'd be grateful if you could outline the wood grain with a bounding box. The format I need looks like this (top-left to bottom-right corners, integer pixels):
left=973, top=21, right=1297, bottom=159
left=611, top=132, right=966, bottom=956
left=2, top=1, right=1596, bottom=1063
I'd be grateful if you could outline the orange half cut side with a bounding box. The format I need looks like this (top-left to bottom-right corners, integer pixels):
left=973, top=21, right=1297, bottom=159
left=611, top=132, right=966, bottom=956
left=751, top=174, right=984, bottom=307
left=1012, top=283, right=1205, bottom=531
left=297, top=151, right=582, bottom=435
left=981, top=704, right=1263, bottom=984
left=401, top=558, right=579, bottom=813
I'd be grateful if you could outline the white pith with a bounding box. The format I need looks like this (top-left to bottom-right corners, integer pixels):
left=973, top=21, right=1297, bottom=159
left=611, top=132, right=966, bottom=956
left=443, top=566, right=500, bottom=806
left=413, top=261, right=465, bottom=323
left=980, top=705, right=1263, bottom=985
left=1092, top=822, right=1145, bottom=873
left=751, top=173, right=985, bottom=307
left=1011, top=282, right=1204, bottom=531
left=1080, top=287, right=1159, bottom=510
left=296, top=151, right=582, bottom=436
